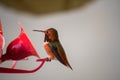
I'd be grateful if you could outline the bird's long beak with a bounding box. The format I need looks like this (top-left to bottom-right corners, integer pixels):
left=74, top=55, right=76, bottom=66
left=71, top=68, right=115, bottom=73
left=33, top=30, right=44, bottom=33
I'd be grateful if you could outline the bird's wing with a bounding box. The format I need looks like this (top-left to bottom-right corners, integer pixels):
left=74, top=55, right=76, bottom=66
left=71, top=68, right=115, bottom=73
left=48, top=42, right=67, bottom=66
left=48, top=41, right=73, bottom=70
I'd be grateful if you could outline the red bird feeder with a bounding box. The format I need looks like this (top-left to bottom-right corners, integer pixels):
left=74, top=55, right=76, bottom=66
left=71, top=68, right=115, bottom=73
left=0, top=22, right=45, bottom=73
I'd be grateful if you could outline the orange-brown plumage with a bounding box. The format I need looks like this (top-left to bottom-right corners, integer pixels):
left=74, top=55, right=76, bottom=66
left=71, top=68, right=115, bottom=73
left=33, top=28, right=72, bottom=70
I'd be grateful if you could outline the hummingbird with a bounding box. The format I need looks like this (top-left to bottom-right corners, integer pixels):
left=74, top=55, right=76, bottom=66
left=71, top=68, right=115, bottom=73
left=33, top=28, right=72, bottom=70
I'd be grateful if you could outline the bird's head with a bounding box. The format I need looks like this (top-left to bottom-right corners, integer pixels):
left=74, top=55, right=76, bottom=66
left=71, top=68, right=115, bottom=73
left=33, top=28, right=58, bottom=42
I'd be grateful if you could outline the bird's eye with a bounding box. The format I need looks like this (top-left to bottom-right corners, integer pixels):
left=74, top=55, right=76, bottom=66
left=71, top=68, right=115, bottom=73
left=46, top=31, right=48, bottom=34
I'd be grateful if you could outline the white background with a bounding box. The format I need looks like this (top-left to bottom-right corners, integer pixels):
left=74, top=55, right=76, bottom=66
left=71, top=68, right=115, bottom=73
left=0, top=0, right=120, bottom=80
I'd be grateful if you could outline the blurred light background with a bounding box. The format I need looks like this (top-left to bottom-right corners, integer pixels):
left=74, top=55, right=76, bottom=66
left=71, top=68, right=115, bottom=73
left=0, top=0, right=120, bottom=80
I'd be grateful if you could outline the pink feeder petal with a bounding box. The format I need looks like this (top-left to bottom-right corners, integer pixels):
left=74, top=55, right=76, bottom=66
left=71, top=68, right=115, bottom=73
left=0, top=21, right=5, bottom=58
left=0, top=22, right=40, bottom=62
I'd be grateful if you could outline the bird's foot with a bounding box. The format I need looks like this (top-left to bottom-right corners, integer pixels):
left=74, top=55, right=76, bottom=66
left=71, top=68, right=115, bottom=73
left=46, top=57, right=51, bottom=62
left=36, top=57, right=51, bottom=62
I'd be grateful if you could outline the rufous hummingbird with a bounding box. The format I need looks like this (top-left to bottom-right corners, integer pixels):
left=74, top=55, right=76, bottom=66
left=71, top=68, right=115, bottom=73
left=33, top=28, right=72, bottom=70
